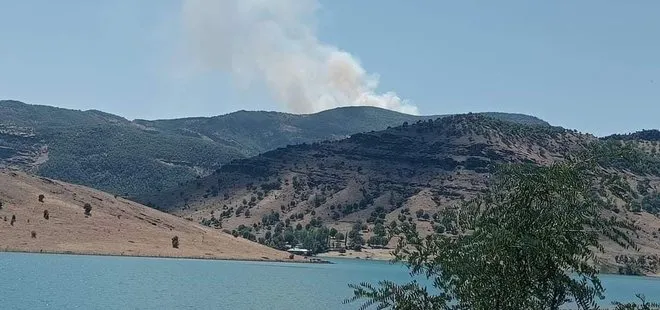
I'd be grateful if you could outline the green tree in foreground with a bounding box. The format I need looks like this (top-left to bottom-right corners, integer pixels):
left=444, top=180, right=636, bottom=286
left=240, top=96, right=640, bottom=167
left=346, top=146, right=657, bottom=310
left=613, top=295, right=660, bottom=310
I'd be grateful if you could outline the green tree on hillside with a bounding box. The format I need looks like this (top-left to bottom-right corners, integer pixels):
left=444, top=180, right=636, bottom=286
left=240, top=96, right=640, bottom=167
left=345, top=149, right=654, bottom=309
left=349, top=221, right=365, bottom=251
left=368, top=223, right=389, bottom=247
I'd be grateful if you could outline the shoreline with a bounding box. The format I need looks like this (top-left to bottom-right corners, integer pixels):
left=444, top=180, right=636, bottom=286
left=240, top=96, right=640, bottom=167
left=317, top=248, right=396, bottom=261
left=0, top=248, right=333, bottom=264
left=4, top=249, right=658, bottom=279
left=316, top=250, right=660, bottom=278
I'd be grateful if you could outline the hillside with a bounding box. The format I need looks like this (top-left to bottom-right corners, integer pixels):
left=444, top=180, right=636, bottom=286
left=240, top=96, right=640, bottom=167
left=156, top=114, right=589, bottom=219
left=0, top=100, right=548, bottom=203
left=0, top=169, right=302, bottom=261
left=0, top=100, right=243, bottom=201
left=134, top=107, right=549, bottom=156
left=156, top=115, right=660, bottom=273
left=604, top=129, right=660, bottom=142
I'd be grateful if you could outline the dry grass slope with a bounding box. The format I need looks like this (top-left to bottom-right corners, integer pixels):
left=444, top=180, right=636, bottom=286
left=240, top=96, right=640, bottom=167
left=0, top=170, right=303, bottom=262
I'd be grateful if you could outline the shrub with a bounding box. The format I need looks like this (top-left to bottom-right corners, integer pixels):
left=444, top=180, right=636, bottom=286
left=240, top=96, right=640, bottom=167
left=43, top=210, right=50, bottom=220
left=83, top=203, right=92, bottom=216
left=31, top=231, right=37, bottom=238
left=261, top=211, right=280, bottom=226
left=171, top=236, right=179, bottom=248
left=10, top=215, right=16, bottom=226
left=38, top=194, right=45, bottom=203
left=0, top=201, right=3, bottom=210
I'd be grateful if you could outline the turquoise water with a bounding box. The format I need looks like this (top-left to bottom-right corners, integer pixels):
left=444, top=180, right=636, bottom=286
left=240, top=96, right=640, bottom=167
left=1, top=252, right=660, bottom=309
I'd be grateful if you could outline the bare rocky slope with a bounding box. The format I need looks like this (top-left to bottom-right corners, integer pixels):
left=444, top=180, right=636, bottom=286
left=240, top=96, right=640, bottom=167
left=156, top=114, right=660, bottom=274
left=0, top=169, right=303, bottom=262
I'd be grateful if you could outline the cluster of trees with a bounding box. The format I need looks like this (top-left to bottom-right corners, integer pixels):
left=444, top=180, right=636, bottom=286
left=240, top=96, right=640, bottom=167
left=200, top=216, right=221, bottom=228
left=346, top=145, right=660, bottom=309
left=262, top=222, right=332, bottom=254
left=367, top=223, right=389, bottom=248
left=219, top=209, right=392, bottom=254
left=221, top=211, right=335, bottom=254
left=345, top=221, right=391, bottom=251
left=642, top=193, right=660, bottom=214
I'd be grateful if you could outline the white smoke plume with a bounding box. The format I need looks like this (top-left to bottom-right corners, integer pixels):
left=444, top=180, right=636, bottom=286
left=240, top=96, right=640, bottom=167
left=181, top=0, right=419, bottom=115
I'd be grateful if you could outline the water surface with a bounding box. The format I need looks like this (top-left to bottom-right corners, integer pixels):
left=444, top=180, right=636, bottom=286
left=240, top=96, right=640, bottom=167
left=1, top=252, right=659, bottom=309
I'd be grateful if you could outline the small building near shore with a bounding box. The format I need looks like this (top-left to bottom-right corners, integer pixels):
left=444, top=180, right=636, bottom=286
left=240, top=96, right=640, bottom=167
left=287, top=247, right=310, bottom=256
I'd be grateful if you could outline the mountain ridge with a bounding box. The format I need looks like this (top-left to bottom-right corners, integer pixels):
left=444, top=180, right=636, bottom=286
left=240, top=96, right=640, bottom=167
left=0, top=99, right=549, bottom=202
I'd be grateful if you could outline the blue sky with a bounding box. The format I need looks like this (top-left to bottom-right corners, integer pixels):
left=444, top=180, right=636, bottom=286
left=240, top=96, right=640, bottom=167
left=0, top=1, right=658, bottom=136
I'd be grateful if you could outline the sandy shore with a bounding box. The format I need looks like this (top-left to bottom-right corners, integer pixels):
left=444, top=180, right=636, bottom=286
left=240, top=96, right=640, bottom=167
left=0, top=248, right=331, bottom=263
left=317, top=248, right=395, bottom=261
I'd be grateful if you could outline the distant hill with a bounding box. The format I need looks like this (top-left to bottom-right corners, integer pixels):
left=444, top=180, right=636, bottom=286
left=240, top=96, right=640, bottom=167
left=156, top=115, right=660, bottom=273
left=0, top=100, right=243, bottom=202
left=0, top=100, right=548, bottom=202
left=0, top=169, right=299, bottom=261
left=603, top=129, right=660, bottom=142
left=134, top=106, right=549, bottom=156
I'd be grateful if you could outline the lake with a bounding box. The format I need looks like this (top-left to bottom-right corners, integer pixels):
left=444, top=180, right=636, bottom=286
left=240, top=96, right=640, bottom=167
left=1, top=252, right=660, bottom=309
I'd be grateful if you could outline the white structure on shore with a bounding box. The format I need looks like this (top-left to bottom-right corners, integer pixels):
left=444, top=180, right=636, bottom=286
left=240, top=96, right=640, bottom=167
left=287, top=247, right=310, bottom=256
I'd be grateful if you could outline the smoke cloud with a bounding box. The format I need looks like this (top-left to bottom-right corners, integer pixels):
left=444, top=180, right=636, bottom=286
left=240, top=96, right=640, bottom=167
left=181, top=0, right=419, bottom=115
